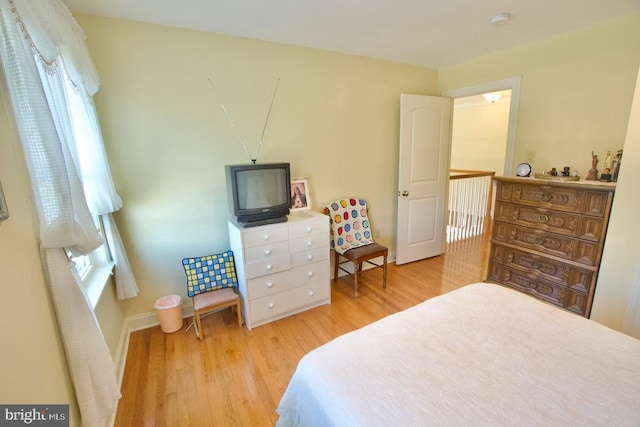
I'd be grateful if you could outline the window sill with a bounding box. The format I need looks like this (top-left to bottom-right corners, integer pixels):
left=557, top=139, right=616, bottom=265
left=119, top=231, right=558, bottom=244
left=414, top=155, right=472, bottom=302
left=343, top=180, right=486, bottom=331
left=85, top=261, right=115, bottom=309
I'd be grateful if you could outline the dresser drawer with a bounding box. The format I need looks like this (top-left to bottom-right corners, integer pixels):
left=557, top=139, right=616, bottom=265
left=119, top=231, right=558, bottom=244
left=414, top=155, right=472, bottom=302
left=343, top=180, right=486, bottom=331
left=489, top=264, right=589, bottom=316
left=490, top=244, right=594, bottom=292
left=242, top=225, right=289, bottom=248
left=492, top=222, right=599, bottom=266
left=246, top=269, right=296, bottom=300
left=289, top=234, right=329, bottom=254
left=291, top=246, right=329, bottom=268
left=247, top=263, right=330, bottom=300
left=496, top=202, right=581, bottom=237
left=249, top=281, right=331, bottom=322
left=244, top=255, right=290, bottom=279
left=244, top=241, right=290, bottom=263
left=289, top=218, right=328, bottom=239
left=512, top=183, right=584, bottom=213
left=289, top=261, right=330, bottom=284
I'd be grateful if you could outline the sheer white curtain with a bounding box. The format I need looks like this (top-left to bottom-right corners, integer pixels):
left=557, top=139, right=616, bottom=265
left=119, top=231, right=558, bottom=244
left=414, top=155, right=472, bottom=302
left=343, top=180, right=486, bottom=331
left=0, top=0, right=136, bottom=424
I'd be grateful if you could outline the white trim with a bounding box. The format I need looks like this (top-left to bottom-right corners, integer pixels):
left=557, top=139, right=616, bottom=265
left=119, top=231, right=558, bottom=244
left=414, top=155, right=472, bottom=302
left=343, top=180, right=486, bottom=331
left=443, top=76, right=522, bottom=176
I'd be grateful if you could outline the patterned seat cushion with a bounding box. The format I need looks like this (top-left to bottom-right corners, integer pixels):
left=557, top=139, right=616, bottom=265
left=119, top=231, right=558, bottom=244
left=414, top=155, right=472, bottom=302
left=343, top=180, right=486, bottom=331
left=182, top=251, right=238, bottom=297
left=323, top=198, right=375, bottom=255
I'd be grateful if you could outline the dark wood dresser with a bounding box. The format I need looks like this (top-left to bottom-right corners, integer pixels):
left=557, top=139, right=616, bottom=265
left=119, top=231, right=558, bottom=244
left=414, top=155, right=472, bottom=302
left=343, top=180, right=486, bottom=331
left=486, top=176, right=615, bottom=317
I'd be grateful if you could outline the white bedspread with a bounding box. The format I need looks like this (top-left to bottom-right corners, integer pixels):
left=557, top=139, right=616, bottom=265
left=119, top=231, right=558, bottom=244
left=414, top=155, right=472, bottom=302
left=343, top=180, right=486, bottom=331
left=276, top=283, right=640, bottom=426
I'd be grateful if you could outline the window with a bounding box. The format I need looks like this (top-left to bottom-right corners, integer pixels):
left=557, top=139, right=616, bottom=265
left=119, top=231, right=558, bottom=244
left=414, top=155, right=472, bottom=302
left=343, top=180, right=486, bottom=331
left=67, top=215, right=114, bottom=307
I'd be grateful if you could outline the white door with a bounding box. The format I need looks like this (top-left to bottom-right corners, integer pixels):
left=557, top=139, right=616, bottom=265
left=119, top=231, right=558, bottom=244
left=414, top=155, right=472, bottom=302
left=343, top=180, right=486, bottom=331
left=395, top=94, right=452, bottom=265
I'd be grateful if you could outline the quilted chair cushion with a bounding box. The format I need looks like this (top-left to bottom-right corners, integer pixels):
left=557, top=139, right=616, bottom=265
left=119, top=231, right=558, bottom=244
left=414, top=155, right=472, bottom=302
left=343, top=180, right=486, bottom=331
left=323, top=198, right=375, bottom=255
left=182, top=250, right=238, bottom=297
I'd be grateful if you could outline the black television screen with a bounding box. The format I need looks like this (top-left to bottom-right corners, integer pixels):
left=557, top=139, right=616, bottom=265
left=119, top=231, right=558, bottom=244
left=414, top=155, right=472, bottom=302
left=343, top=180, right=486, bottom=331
left=225, top=163, right=291, bottom=226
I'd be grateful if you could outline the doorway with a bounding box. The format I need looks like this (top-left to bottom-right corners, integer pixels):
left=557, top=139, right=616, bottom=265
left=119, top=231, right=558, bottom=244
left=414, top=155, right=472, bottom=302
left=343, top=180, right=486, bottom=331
left=444, top=77, right=521, bottom=176
left=443, top=77, right=521, bottom=243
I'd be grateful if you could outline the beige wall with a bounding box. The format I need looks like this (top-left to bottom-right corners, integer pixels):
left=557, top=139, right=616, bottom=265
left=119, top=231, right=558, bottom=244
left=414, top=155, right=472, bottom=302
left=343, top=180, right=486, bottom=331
left=439, top=12, right=640, bottom=177
left=0, top=76, right=80, bottom=425
left=75, top=14, right=439, bottom=318
left=592, top=68, right=640, bottom=331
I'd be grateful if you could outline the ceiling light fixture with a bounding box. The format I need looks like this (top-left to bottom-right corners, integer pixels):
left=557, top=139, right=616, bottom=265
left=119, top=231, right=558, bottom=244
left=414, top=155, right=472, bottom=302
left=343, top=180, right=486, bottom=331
left=489, top=12, right=511, bottom=26
left=483, top=93, right=502, bottom=103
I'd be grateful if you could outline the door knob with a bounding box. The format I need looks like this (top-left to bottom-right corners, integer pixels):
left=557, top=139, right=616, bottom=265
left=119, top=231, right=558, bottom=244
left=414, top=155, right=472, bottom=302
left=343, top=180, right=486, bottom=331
left=401, top=190, right=409, bottom=197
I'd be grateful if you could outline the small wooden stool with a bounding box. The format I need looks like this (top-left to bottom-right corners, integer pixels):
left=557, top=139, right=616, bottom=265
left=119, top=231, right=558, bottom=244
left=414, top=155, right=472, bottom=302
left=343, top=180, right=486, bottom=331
left=193, top=288, right=243, bottom=339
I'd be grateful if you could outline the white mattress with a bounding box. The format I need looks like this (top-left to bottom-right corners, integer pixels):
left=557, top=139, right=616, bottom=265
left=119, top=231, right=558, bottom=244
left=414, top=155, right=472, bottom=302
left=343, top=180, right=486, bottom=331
left=276, top=283, right=640, bottom=426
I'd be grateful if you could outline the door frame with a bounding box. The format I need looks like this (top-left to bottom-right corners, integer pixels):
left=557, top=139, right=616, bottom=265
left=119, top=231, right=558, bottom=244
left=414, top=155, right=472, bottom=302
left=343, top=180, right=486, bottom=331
left=443, top=76, right=521, bottom=176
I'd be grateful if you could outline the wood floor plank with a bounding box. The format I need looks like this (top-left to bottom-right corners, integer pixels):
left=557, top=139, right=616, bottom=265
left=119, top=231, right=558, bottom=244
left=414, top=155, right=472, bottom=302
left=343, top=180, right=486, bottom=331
left=115, top=234, right=490, bottom=426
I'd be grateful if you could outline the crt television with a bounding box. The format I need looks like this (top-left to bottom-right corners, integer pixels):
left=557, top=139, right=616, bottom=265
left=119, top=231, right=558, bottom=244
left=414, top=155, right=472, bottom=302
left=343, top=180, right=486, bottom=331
left=225, top=162, right=291, bottom=227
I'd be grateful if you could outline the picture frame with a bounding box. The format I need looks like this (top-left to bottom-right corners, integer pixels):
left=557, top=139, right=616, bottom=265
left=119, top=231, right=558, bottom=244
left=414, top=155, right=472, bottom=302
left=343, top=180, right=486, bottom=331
left=290, top=178, right=311, bottom=211
left=0, top=180, right=9, bottom=221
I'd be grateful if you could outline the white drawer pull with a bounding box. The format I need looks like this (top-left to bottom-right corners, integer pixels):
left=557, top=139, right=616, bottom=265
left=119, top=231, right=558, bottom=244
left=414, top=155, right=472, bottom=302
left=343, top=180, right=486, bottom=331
left=266, top=282, right=273, bottom=289
left=308, top=291, right=315, bottom=297
left=264, top=249, right=272, bottom=256
left=307, top=271, right=314, bottom=278
left=306, top=241, right=313, bottom=247
left=307, top=254, right=314, bottom=261
left=266, top=264, right=273, bottom=271
left=263, top=234, right=270, bottom=241
left=268, top=302, right=275, bottom=309
left=306, top=226, right=313, bottom=233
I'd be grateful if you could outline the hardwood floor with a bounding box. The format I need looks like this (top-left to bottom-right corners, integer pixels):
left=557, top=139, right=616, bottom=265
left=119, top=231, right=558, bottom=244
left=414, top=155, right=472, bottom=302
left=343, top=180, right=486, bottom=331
left=115, top=234, right=490, bottom=427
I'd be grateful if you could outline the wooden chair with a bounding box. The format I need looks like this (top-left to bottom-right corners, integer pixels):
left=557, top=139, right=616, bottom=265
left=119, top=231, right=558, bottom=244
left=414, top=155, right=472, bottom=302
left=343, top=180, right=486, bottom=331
left=182, top=251, right=243, bottom=339
left=323, top=198, right=388, bottom=297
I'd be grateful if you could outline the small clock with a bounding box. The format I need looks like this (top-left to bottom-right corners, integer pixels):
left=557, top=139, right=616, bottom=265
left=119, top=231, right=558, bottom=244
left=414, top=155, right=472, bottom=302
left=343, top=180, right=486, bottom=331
left=516, top=162, right=532, bottom=177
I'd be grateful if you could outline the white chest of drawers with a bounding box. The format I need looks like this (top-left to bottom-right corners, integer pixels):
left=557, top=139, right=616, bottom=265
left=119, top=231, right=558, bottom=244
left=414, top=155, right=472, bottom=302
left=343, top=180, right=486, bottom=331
left=228, top=211, right=331, bottom=330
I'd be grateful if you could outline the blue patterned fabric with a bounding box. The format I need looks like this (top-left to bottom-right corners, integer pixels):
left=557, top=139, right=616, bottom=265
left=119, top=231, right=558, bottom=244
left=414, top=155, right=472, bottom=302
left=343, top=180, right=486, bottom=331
left=323, top=198, right=375, bottom=255
left=182, top=251, right=238, bottom=297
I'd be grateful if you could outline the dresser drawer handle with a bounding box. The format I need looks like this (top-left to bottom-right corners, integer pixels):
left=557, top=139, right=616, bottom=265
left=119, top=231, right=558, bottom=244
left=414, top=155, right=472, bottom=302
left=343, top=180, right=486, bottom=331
left=306, top=241, right=313, bottom=247
left=266, top=264, right=273, bottom=271
left=268, top=302, right=275, bottom=309
left=542, top=192, right=552, bottom=202
left=308, top=290, right=315, bottom=297
left=266, top=282, right=273, bottom=289
left=264, top=249, right=272, bottom=256
left=263, top=234, right=270, bottom=241
left=306, top=226, right=313, bottom=233
left=538, top=215, right=549, bottom=224
left=307, top=254, right=314, bottom=261
left=307, top=271, right=314, bottom=278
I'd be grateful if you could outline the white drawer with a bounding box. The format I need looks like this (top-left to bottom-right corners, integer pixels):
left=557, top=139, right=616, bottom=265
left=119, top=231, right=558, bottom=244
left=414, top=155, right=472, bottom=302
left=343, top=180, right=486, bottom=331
left=289, top=218, right=328, bottom=239
left=289, top=234, right=329, bottom=254
left=244, top=241, right=290, bottom=264
left=242, top=225, right=288, bottom=248
left=289, top=261, right=330, bottom=284
left=246, top=269, right=297, bottom=300
left=249, top=281, right=331, bottom=322
left=290, top=247, right=329, bottom=268
left=244, top=256, right=290, bottom=279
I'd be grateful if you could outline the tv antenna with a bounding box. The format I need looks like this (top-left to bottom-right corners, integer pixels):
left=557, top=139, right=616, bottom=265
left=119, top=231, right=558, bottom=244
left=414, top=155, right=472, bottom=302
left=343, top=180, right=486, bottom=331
left=208, top=77, right=280, bottom=164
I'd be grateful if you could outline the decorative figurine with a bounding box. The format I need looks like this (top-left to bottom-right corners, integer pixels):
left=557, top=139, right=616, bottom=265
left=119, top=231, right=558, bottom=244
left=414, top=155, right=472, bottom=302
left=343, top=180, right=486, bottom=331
left=586, top=151, right=599, bottom=181
left=561, top=166, right=571, bottom=177
left=604, top=151, right=613, bottom=170
left=549, top=167, right=558, bottom=176
left=612, top=149, right=623, bottom=181
left=600, top=168, right=612, bottom=182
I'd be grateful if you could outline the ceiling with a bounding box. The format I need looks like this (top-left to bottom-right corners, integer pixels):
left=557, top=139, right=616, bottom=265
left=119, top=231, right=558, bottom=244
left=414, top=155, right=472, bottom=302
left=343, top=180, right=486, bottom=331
left=62, top=0, right=639, bottom=68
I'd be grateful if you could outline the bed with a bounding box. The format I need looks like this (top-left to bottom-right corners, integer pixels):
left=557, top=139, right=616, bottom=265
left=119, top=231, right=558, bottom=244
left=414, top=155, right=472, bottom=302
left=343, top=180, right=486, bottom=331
left=276, top=282, right=640, bottom=426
